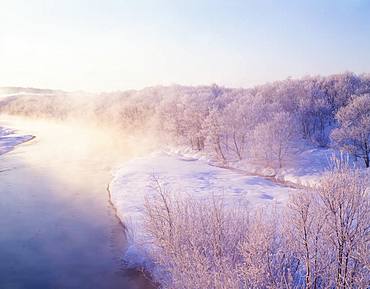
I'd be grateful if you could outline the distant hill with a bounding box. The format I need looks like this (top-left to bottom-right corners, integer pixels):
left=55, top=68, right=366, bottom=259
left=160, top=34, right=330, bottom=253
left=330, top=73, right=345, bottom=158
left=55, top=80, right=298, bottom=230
left=0, top=87, right=64, bottom=96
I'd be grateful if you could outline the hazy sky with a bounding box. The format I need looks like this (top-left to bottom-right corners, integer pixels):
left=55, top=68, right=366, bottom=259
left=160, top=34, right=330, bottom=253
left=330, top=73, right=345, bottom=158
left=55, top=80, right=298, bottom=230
left=0, top=0, right=369, bottom=91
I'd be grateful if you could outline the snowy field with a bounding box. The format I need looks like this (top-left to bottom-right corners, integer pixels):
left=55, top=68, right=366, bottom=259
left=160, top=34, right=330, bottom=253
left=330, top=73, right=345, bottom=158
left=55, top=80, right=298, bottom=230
left=0, top=126, right=34, bottom=155
left=109, top=150, right=296, bottom=268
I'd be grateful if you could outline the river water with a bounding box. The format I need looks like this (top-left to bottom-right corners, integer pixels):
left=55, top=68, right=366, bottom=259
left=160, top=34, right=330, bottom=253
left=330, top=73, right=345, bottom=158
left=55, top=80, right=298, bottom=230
left=0, top=118, right=155, bottom=289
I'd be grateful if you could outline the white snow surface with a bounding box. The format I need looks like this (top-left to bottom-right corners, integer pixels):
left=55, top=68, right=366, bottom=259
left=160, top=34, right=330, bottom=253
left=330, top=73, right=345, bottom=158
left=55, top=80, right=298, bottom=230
left=109, top=149, right=296, bottom=269
left=229, top=147, right=336, bottom=188
left=0, top=127, right=33, bottom=155
left=275, top=148, right=334, bottom=187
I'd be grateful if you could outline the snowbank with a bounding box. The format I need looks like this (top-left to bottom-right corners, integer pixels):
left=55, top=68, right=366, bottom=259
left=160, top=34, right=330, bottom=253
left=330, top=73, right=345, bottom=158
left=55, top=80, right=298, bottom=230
left=275, top=148, right=336, bottom=187
left=0, top=127, right=34, bottom=155
left=109, top=151, right=295, bottom=269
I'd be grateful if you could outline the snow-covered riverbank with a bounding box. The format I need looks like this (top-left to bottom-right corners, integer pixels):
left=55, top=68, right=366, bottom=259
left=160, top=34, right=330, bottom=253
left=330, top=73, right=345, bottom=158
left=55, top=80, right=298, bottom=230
left=109, top=150, right=296, bottom=269
left=0, top=126, right=34, bottom=155
left=109, top=139, right=370, bottom=273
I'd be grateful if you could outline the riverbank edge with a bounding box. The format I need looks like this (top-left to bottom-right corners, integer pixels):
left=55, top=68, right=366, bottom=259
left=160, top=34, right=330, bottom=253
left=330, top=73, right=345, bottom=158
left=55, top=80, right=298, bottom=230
left=106, top=182, right=158, bottom=288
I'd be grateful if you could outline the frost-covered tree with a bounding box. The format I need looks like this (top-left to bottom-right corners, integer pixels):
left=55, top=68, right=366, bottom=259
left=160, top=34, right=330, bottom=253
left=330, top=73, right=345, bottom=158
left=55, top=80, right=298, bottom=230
left=219, top=92, right=265, bottom=161
left=331, top=94, right=370, bottom=167
left=318, top=166, right=370, bottom=288
left=250, top=111, right=298, bottom=168
left=286, top=164, right=370, bottom=288
left=286, top=191, right=332, bottom=289
left=202, top=108, right=228, bottom=161
left=221, top=99, right=248, bottom=160
left=239, top=209, right=291, bottom=288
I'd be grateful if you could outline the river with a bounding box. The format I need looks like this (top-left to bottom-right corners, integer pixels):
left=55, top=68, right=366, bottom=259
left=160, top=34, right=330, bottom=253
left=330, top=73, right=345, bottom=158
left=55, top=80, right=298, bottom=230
left=0, top=117, right=155, bottom=289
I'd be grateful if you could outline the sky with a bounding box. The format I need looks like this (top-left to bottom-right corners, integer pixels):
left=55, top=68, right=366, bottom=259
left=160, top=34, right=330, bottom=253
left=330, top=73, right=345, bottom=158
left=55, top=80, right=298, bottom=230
left=0, top=0, right=369, bottom=92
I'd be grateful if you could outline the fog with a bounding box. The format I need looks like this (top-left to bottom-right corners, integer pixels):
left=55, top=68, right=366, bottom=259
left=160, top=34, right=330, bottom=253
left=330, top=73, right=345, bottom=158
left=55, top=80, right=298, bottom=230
left=0, top=115, right=159, bottom=186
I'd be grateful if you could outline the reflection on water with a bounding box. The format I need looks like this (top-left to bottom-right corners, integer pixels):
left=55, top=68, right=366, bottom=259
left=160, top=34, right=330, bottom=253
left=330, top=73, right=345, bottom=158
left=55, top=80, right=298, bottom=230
left=0, top=117, right=156, bottom=289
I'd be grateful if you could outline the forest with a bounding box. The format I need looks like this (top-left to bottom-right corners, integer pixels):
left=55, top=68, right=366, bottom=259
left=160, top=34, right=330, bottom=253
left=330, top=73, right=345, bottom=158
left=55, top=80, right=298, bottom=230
left=1, top=72, right=370, bottom=169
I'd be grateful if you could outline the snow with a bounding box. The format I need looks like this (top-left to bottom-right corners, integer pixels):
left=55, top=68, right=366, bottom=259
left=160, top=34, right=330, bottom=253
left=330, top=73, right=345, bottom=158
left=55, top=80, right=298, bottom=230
left=275, top=148, right=337, bottom=187
left=109, top=141, right=362, bottom=272
left=109, top=145, right=359, bottom=270
left=109, top=150, right=296, bottom=269
left=0, top=126, right=34, bottom=155
left=223, top=144, right=350, bottom=188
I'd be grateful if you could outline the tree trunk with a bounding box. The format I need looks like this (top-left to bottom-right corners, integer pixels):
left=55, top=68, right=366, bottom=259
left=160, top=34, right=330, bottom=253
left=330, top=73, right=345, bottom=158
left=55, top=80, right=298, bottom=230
left=363, top=141, right=369, bottom=168
left=233, top=132, right=242, bottom=160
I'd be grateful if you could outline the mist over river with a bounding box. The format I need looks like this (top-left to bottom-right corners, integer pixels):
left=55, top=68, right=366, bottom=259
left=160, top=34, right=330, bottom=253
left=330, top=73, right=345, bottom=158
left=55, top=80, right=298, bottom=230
left=0, top=116, right=155, bottom=289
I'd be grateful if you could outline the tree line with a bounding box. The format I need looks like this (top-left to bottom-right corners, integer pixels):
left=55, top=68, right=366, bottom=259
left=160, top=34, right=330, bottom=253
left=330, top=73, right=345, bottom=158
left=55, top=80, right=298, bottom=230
left=0, top=72, right=369, bottom=167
